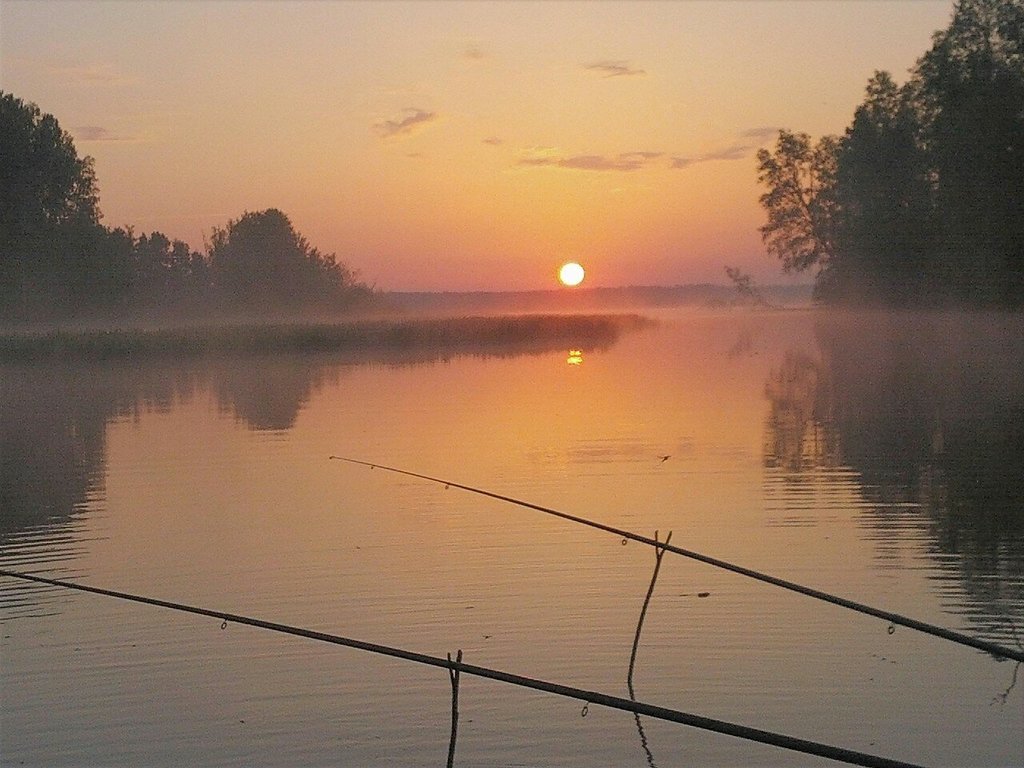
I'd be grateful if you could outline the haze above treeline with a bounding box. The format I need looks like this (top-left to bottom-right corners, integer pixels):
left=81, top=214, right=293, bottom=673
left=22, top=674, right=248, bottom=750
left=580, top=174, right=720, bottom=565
left=1, top=0, right=1021, bottom=324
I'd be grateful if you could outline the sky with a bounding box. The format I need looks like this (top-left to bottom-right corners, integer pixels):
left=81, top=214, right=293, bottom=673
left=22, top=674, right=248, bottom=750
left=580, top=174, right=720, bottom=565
left=1, top=0, right=956, bottom=292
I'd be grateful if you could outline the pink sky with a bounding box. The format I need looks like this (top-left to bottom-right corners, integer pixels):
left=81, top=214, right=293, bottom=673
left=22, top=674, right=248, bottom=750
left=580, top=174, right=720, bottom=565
left=0, top=0, right=954, bottom=291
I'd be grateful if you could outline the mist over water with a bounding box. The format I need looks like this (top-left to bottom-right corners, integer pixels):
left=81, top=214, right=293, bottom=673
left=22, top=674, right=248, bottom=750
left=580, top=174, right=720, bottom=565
left=1, top=307, right=1021, bottom=767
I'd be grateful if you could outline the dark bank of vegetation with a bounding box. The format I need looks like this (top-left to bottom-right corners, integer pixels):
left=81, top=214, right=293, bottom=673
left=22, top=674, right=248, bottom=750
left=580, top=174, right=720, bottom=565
left=0, top=92, right=373, bottom=323
left=0, top=313, right=649, bottom=361
left=757, top=0, right=1023, bottom=307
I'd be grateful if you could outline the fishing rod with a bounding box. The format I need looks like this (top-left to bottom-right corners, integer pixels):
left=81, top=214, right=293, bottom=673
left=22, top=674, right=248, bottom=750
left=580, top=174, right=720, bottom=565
left=328, top=455, right=1024, bottom=664
left=0, top=568, right=926, bottom=768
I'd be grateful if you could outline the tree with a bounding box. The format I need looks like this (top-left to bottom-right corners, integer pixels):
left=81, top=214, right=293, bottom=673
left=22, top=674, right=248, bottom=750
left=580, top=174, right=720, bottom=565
left=913, top=0, right=1024, bottom=304
left=756, top=131, right=840, bottom=298
left=131, top=231, right=209, bottom=310
left=835, top=71, right=935, bottom=302
left=208, top=208, right=362, bottom=312
left=757, top=0, right=1024, bottom=306
left=1, top=92, right=106, bottom=316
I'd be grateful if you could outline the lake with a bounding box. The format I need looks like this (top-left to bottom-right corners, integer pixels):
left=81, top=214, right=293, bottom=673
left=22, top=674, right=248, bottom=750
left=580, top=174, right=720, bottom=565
left=1, top=308, right=1022, bottom=767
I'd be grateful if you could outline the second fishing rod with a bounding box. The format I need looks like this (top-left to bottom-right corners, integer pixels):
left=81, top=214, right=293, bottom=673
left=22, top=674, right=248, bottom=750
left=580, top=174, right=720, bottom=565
left=328, top=454, right=1024, bottom=664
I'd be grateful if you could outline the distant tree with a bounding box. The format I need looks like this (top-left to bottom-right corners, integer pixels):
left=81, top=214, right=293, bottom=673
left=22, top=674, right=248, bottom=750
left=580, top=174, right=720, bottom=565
left=208, top=208, right=363, bottom=312
left=131, top=231, right=209, bottom=310
left=755, top=131, right=840, bottom=299
left=724, top=265, right=770, bottom=307
left=0, top=91, right=108, bottom=316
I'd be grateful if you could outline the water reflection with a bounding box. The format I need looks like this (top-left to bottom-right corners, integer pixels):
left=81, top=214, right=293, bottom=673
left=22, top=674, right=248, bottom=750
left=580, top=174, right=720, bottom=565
left=763, top=311, right=1024, bottom=641
left=0, top=334, right=620, bottom=579
left=212, top=355, right=342, bottom=431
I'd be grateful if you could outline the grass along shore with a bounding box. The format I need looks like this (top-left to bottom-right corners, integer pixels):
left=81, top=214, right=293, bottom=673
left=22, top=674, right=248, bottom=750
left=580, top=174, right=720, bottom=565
left=0, top=313, right=650, bottom=360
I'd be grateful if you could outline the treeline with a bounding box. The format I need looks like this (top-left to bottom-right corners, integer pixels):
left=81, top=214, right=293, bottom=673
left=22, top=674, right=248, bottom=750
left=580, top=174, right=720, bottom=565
left=0, top=92, right=372, bottom=322
left=757, top=0, right=1024, bottom=307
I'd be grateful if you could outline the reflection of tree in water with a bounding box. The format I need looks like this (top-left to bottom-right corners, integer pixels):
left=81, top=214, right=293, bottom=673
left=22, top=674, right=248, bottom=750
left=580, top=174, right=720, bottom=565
left=0, top=360, right=202, bottom=613
left=1, top=334, right=618, bottom=547
left=2, top=363, right=105, bottom=537
left=763, top=312, right=1024, bottom=642
left=212, top=355, right=336, bottom=431
left=763, top=350, right=840, bottom=472
left=0, top=360, right=203, bottom=534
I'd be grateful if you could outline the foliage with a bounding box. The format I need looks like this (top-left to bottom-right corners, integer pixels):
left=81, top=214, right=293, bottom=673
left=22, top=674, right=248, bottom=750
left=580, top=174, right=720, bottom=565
left=756, top=131, right=839, bottom=293
left=0, top=314, right=645, bottom=360
left=0, top=91, right=111, bottom=316
left=208, top=209, right=361, bottom=311
left=833, top=71, right=936, bottom=303
left=0, top=94, right=371, bottom=321
left=913, top=0, right=1024, bottom=304
left=757, top=0, right=1024, bottom=307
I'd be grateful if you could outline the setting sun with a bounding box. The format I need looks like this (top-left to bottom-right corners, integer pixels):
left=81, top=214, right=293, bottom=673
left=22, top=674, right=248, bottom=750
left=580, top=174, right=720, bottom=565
left=558, top=262, right=585, bottom=287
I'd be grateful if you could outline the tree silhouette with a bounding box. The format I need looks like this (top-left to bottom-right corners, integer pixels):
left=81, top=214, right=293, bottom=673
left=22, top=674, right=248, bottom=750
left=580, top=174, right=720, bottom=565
left=757, top=0, right=1024, bottom=307
left=914, top=0, right=1024, bottom=304
left=834, top=71, right=934, bottom=303
left=208, top=208, right=363, bottom=313
left=755, top=131, right=840, bottom=298
left=0, top=91, right=110, bottom=317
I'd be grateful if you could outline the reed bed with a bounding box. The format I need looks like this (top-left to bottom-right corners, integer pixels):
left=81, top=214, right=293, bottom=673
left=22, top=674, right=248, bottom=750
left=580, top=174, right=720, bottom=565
left=0, top=313, right=650, bottom=360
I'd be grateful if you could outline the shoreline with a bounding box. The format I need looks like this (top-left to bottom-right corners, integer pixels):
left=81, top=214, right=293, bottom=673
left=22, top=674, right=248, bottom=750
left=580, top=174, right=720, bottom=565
left=0, top=313, right=652, bottom=360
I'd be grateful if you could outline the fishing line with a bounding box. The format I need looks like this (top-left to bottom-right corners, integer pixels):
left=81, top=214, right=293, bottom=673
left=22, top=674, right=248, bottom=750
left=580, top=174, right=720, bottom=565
left=328, top=455, right=1024, bottom=663
left=0, top=568, right=925, bottom=768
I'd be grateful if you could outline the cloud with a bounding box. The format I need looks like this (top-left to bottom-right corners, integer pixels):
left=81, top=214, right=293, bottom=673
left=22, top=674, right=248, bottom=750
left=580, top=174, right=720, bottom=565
left=584, top=60, right=646, bottom=78
left=72, top=125, right=134, bottom=142
left=373, top=108, right=438, bottom=140
left=49, top=61, right=136, bottom=86
left=670, top=128, right=778, bottom=170
left=482, top=136, right=504, bottom=146
left=702, top=143, right=751, bottom=162
left=518, top=149, right=662, bottom=172
left=463, top=45, right=488, bottom=61
left=739, top=126, right=779, bottom=142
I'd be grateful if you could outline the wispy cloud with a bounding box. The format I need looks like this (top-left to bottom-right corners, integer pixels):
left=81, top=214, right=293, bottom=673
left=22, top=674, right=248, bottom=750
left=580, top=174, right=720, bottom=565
left=670, top=156, right=698, bottom=170
left=373, top=108, right=438, bottom=140
left=518, top=149, right=662, bottom=172
left=671, top=128, right=778, bottom=170
left=482, top=136, right=504, bottom=146
left=463, top=45, right=488, bottom=61
left=584, top=60, right=646, bottom=78
left=515, top=129, right=776, bottom=174
left=72, top=125, right=135, bottom=142
left=739, top=126, right=779, bottom=142
left=702, top=144, right=751, bottom=162
left=49, top=61, right=136, bottom=86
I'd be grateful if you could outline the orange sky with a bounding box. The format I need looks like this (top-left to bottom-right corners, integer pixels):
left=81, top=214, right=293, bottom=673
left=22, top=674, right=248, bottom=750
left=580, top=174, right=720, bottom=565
left=0, top=0, right=954, bottom=291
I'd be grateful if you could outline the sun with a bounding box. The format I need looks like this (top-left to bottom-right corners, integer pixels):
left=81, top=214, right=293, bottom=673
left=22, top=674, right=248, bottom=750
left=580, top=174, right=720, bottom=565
left=558, top=262, right=585, bottom=287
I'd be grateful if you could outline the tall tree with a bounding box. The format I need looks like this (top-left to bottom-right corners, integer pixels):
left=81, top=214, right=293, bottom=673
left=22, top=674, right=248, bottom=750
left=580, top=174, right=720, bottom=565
left=913, top=0, right=1024, bottom=304
left=0, top=92, right=106, bottom=315
left=835, top=71, right=935, bottom=302
left=756, top=131, right=841, bottom=299
left=758, top=0, right=1024, bottom=306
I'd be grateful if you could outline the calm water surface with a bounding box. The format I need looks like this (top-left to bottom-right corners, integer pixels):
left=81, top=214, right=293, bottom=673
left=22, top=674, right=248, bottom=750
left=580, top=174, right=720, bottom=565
left=1, top=309, right=1022, bottom=767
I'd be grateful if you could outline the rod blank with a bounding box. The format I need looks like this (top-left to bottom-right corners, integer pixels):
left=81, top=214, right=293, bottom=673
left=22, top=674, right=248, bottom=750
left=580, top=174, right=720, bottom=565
left=0, top=568, right=925, bottom=768
left=328, top=455, right=1024, bottom=663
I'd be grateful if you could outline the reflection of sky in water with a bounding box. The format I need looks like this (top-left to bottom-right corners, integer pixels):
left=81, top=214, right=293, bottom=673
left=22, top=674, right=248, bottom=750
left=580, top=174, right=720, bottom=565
left=1, top=309, right=1022, bottom=767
